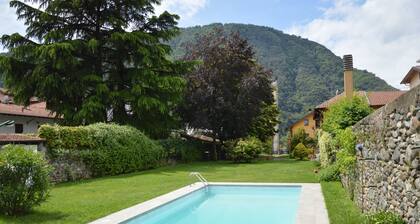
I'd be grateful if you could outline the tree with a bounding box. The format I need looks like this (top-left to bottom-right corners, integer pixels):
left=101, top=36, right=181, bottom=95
left=321, top=95, right=373, bottom=136
left=0, top=0, right=192, bottom=138
left=180, top=29, right=274, bottom=142
left=249, top=103, right=280, bottom=142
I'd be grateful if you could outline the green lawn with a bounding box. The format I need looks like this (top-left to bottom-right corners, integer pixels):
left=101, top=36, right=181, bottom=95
left=0, top=160, right=362, bottom=224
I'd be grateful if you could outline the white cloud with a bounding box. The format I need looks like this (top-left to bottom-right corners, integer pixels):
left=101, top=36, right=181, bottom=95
left=287, top=0, right=420, bottom=89
left=155, top=0, right=207, bottom=23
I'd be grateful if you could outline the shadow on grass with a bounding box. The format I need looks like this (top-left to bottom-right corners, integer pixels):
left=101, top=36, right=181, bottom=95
left=53, top=159, right=315, bottom=188
left=0, top=210, right=69, bottom=224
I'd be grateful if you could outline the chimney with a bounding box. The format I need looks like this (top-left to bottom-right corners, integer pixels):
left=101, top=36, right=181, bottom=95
left=343, top=54, right=353, bottom=99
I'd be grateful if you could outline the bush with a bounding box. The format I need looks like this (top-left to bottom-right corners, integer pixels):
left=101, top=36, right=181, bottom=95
left=319, top=164, right=340, bottom=181
left=39, top=123, right=166, bottom=177
left=318, top=131, right=336, bottom=168
left=293, top=143, right=311, bottom=160
left=363, top=211, right=406, bottom=224
left=289, top=128, right=315, bottom=157
left=228, top=137, right=264, bottom=163
left=335, top=128, right=357, bottom=174
left=321, top=95, right=372, bottom=136
left=158, top=138, right=203, bottom=163
left=0, top=145, right=52, bottom=215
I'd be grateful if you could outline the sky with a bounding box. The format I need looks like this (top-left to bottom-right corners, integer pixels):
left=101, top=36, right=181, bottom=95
left=1, top=0, right=419, bottom=89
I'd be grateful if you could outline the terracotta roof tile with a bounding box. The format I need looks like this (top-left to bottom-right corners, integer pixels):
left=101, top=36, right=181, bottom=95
left=0, top=91, right=56, bottom=119
left=367, top=91, right=406, bottom=106
left=316, top=91, right=405, bottom=109
left=0, top=134, right=45, bottom=143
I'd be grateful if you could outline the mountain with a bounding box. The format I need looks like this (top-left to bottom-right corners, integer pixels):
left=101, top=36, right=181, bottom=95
left=168, top=23, right=396, bottom=136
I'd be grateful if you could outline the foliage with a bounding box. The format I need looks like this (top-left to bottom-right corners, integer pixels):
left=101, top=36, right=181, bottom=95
left=0, top=0, right=193, bottom=138
left=335, top=128, right=357, bottom=174
left=179, top=28, right=274, bottom=141
left=318, top=130, right=336, bottom=168
left=319, top=164, right=340, bottom=181
left=322, top=96, right=373, bottom=136
left=289, top=128, right=315, bottom=156
left=158, top=138, right=204, bottom=163
left=0, top=145, right=51, bottom=215
left=293, top=143, right=311, bottom=160
left=249, top=103, right=280, bottom=142
left=168, top=23, right=395, bottom=136
left=39, top=123, right=166, bottom=177
left=228, top=137, right=264, bottom=162
left=363, top=211, right=406, bottom=224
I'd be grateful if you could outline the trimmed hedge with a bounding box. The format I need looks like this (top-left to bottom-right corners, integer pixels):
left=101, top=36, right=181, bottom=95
left=39, top=123, right=166, bottom=177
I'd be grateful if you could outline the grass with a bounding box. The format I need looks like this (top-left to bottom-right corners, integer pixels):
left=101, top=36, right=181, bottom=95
left=0, top=160, right=362, bottom=224
left=321, top=182, right=364, bottom=224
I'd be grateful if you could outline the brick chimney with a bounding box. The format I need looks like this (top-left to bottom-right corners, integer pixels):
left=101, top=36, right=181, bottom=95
left=343, top=54, right=354, bottom=99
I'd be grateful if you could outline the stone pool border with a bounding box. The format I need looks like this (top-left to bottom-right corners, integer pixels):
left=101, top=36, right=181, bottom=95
left=90, top=182, right=329, bottom=224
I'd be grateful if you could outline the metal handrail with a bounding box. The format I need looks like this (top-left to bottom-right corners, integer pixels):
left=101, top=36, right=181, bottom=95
left=190, top=172, right=208, bottom=186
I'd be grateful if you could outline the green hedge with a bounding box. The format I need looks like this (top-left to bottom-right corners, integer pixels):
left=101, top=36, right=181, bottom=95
left=39, top=123, right=166, bottom=177
left=158, top=138, right=204, bottom=163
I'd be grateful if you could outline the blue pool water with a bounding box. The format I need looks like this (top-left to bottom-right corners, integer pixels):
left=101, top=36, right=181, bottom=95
left=123, top=185, right=301, bottom=224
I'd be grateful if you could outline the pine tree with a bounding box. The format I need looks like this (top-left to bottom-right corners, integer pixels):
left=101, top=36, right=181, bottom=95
left=0, top=0, right=192, bottom=138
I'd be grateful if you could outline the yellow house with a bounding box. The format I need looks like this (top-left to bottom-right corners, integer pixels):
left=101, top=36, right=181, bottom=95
left=289, top=55, right=407, bottom=138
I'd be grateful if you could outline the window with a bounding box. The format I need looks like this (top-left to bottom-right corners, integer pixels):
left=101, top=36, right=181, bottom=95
left=303, top=119, right=309, bottom=126
left=15, top=123, right=23, bottom=133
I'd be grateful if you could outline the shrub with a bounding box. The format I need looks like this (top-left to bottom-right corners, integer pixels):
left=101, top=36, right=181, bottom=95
left=319, top=164, right=340, bottom=181
left=318, top=131, right=336, bottom=168
left=0, top=145, right=52, bottom=215
left=293, top=143, right=311, bottom=160
left=228, top=137, right=264, bottom=163
left=159, top=138, right=203, bottom=163
left=363, top=211, right=406, bottom=224
left=39, top=123, right=166, bottom=177
left=335, top=128, right=357, bottom=174
left=289, top=128, right=315, bottom=157
left=321, top=95, right=372, bottom=136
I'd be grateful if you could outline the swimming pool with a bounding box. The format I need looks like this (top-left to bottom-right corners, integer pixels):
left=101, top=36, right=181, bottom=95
left=90, top=183, right=329, bottom=224
left=123, top=185, right=301, bottom=224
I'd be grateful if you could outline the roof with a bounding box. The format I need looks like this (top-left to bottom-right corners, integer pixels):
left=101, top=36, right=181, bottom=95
left=315, top=91, right=405, bottom=109
left=0, top=134, right=45, bottom=143
left=0, top=89, right=56, bottom=119
left=401, top=66, right=420, bottom=84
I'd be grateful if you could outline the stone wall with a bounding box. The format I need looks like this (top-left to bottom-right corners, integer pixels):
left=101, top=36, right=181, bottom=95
left=345, top=85, right=420, bottom=223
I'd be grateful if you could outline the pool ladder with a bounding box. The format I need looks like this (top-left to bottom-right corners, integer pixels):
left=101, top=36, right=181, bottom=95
left=190, top=172, right=208, bottom=186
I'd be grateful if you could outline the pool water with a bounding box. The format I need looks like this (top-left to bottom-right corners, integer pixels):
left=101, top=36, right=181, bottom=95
left=123, top=185, right=301, bottom=224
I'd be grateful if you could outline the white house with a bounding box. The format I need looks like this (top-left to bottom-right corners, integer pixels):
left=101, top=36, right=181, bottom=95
left=0, top=88, right=56, bottom=134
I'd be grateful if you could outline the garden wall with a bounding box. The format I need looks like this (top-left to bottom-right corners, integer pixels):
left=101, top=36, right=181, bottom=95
left=343, top=85, right=420, bottom=224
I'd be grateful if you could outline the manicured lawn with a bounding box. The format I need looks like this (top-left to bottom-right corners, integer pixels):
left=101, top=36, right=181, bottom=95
left=321, top=182, right=364, bottom=224
left=0, top=159, right=361, bottom=224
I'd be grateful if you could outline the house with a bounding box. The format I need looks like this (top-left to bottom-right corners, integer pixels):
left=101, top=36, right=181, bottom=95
left=400, top=65, right=420, bottom=89
left=0, top=88, right=56, bottom=134
left=289, top=55, right=405, bottom=138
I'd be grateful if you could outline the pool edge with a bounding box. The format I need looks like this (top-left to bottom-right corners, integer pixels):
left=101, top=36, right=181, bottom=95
left=89, top=182, right=329, bottom=224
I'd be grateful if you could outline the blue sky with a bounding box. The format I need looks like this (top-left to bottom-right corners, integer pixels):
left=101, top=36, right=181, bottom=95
left=1, top=0, right=419, bottom=89
left=176, top=0, right=334, bottom=30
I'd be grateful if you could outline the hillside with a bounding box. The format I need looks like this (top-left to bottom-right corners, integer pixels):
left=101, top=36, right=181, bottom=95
left=168, top=23, right=396, bottom=135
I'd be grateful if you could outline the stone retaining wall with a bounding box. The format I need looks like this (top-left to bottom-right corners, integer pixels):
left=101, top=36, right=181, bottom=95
left=345, top=85, right=420, bottom=223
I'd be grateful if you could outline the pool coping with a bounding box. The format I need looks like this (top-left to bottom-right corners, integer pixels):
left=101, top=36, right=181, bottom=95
left=89, top=182, right=329, bottom=224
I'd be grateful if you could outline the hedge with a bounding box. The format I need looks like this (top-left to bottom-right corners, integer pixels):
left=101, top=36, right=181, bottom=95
left=39, top=123, right=166, bottom=177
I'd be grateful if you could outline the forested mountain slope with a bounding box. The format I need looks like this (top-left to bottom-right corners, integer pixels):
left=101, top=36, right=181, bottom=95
left=168, top=23, right=396, bottom=135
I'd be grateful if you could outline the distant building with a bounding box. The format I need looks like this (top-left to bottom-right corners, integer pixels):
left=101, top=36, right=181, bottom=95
left=0, top=88, right=56, bottom=134
left=289, top=55, right=405, bottom=138
left=400, top=66, right=420, bottom=89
